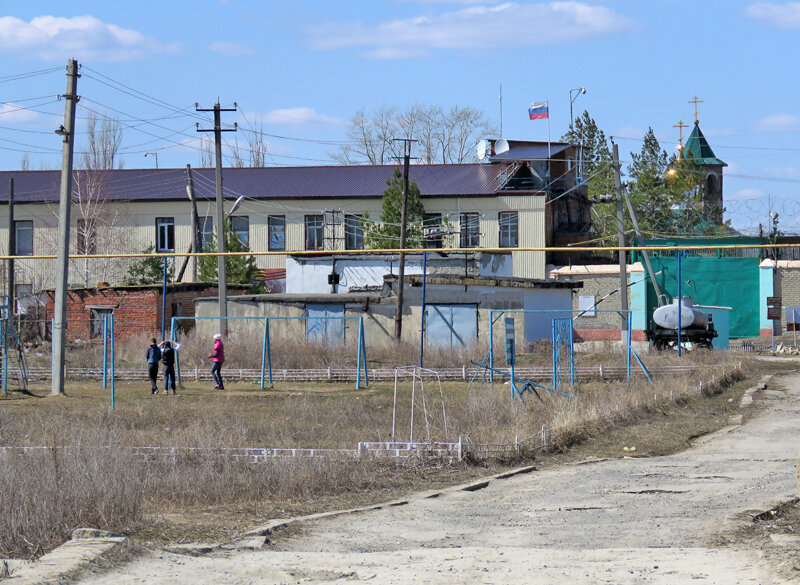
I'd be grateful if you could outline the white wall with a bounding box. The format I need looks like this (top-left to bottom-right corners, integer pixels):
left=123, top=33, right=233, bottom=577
left=286, top=257, right=424, bottom=294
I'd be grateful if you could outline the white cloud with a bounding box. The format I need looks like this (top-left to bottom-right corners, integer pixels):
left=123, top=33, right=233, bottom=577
left=732, top=188, right=765, bottom=200
left=307, top=1, right=637, bottom=58
left=611, top=125, right=644, bottom=140
left=0, top=15, right=179, bottom=62
left=754, top=113, right=800, bottom=132
left=209, top=41, right=255, bottom=56
left=0, top=102, right=39, bottom=124
left=745, top=2, right=800, bottom=29
left=255, top=108, right=342, bottom=126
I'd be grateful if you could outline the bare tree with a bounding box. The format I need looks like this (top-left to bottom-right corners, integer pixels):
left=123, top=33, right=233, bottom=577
left=248, top=123, right=268, bottom=167
left=20, top=153, right=29, bottom=171
left=82, top=112, right=123, bottom=170
left=333, top=104, right=494, bottom=165
left=200, top=136, right=214, bottom=167
left=230, top=137, right=245, bottom=168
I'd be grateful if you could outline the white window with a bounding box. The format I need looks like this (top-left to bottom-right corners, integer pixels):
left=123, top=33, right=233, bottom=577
left=156, top=217, right=175, bottom=252
left=14, top=220, right=33, bottom=256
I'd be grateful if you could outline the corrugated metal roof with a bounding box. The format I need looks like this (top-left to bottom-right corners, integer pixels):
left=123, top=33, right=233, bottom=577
left=682, top=124, right=727, bottom=166
left=0, top=164, right=504, bottom=204
left=488, top=143, right=570, bottom=161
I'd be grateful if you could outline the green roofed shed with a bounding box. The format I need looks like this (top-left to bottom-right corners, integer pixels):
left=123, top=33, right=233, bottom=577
left=682, top=123, right=727, bottom=166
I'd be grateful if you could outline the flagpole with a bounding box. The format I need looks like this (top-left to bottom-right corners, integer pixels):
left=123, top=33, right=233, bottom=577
left=546, top=100, right=551, bottom=160
left=499, top=83, right=503, bottom=137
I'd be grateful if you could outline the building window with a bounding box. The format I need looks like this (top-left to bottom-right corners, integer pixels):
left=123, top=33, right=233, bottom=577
left=424, top=213, right=443, bottom=249
left=76, top=218, right=97, bottom=254
left=268, top=215, right=286, bottom=251
left=14, top=284, right=32, bottom=298
left=459, top=213, right=479, bottom=248
left=499, top=211, right=518, bottom=248
left=199, top=217, right=214, bottom=250
left=156, top=217, right=175, bottom=252
left=14, top=220, right=33, bottom=256
left=89, top=308, right=113, bottom=339
left=230, top=215, right=249, bottom=248
left=305, top=215, right=324, bottom=250
left=345, top=214, right=364, bottom=250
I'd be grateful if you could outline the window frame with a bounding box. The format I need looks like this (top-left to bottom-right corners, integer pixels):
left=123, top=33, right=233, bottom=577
left=199, top=216, right=214, bottom=251
left=155, top=217, right=175, bottom=253
left=498, top=211, right=519, bottom=248
left=459, top=212, right=480, bottom=248
left=14, top=220, right=33, bottom=256
left=424, top=213, right=443, bottom=249
left=268, top=215, right=286, bottom=251
left=305, top=214, right=324, bottom=251
left=229, top=215, right=249, bottom=248
left=344, top=214, right=364, bottom=250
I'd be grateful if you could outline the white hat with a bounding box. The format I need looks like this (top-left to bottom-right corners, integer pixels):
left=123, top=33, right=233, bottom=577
left=213, top=333, right=222, bottom=339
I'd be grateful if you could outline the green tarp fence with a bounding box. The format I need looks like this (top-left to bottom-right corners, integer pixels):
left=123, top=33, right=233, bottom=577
left=645, top=256, right=760, bottom=338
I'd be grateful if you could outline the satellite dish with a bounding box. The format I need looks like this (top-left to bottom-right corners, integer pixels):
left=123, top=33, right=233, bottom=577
left=495, top=138, right=510, bottom=155
left=476, top=140, right=488, bottom=161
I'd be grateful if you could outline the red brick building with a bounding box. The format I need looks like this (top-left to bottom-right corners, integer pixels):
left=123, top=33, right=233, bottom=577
left=44, top=283, right=250, bottom=341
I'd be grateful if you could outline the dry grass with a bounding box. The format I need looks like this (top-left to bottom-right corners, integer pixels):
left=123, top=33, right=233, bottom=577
left=0, top=349, right=756, bottom=558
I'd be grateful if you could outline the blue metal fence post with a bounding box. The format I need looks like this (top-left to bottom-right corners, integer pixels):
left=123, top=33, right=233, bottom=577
left=161, top=256, right=168, bottom=341
left=356, top=317, right=363, bottom=389
left=551, top=320, right=558, bottom=389
left=489, top=313, right=495, bottom=387
left=102, top=314, right=108, bottom=389
left=260, top=317, right=268, bottom=390
left=568, top=320, right=575, bottom=386
left=171, top=317, right=181, bottom=387
left=627, top=312, right=632, bottom=383
left=110, top=313, right=115, bottom=410
left=419, top=252, right=427, bottom=368
left=361, top=318, right=369, bottom=387
left=266, top=318, right=273, bottom=386
left=677, top=250, right=683, bottom=357
left=2, top=306, right=8, bottom=396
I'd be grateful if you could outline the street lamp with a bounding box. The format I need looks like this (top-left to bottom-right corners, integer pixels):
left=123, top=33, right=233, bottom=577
left=145, top=152, right=159, bottom=169
left=569, top=87, right=587, bottom=180
left=569, top=87, right=587, bottom=134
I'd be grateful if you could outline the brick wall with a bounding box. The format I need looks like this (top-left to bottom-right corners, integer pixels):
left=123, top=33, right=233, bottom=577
left=45, top=284, right=250, bottom=341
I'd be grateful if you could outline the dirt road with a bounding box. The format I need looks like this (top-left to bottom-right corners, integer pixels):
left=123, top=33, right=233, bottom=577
left=79, top=374, right=800, bottom=584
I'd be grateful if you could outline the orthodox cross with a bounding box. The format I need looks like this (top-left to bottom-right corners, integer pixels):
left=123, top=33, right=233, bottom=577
left=673, top=120, right=689, bottom=146
left=689, top=95, right=703, bottom=124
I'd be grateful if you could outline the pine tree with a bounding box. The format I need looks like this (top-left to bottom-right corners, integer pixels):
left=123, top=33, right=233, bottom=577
left=364, top=166, right=426, bottom=249
left=626, top=127, right=674, bottom=236
left=562, top=110, right=615, bottom=245
left=123, top=245, right=174, bottom=285
left=198, top=218, right=263, bottom=290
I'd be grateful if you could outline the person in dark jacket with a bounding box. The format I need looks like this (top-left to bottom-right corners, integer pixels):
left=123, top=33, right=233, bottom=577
left=146, top=338, right=161, bottom=395
left=160, top=340, right=180, bottom=395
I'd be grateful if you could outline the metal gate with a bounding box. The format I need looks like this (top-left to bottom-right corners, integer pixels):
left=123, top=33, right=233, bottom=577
left=425, top=304, right=478, bottom=348
left=306, top=304, right=345, bottom=345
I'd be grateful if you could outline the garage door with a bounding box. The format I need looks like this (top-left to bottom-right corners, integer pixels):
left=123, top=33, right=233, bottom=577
left=306, top=304, right=345, bottom=345
left=425, top=304, right=478, bottom=348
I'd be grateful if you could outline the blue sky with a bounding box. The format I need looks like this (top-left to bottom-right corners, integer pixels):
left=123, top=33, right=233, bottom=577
left=1, top=1, right=800, bottom=234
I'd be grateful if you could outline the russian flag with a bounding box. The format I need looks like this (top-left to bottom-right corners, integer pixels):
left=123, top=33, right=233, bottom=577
left=528, top=101, right=549, bottom=120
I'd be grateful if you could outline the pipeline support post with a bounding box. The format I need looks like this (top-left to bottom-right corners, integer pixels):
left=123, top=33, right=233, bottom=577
left=110, top=313, right=116, bottom=410
left=102, top=314, right=108, bottom=389
left=260, top=317, right=268, bottom=389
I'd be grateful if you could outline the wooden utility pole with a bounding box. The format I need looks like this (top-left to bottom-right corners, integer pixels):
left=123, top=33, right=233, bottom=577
left=612, top=142, right=629, bottom=342
left=7, top=178, right=14, bottom=316
left=176, top=164, right=201, bottom=283
left=52, top=58, right=79, bottom=396
left=196, top=103, right=237, bottom=336
left=393, top=138, right=415, bottom=340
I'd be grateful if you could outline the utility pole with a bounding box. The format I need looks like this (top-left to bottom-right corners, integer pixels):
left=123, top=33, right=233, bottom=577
left=7, top=178, right=14, bottom=317
left=52, top=58, right=79, bottom=395
left=196, top=102, right=237, bottom=337
left=175, top=164, right=201, bottom=283
left=612, top=142, right=629, bottom=343
left=393, top=138, right=416, bottom=340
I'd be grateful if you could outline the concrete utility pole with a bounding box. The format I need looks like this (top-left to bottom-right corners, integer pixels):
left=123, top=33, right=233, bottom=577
left=52, top=58, right=79, bottom=395
left=196, top=103, right=237, bottom=337
left=612, top=142, right=629, bottom=343
left=7, top=178, right=14, bottom=316
left=186, top=164, right=200, bottom=282
left=393, top=138, right=416, bottom=340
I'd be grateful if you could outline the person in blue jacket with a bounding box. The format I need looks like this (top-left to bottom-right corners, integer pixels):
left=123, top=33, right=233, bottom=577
left=146, top=338, right=161, bottom=395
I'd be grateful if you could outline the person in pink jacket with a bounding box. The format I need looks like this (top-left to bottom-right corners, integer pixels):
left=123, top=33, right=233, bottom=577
left=207, top=333, right=225, bottom=390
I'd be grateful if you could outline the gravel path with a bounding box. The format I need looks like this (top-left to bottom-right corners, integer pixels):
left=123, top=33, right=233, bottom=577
left=78, top=375, right=800, bottom=584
